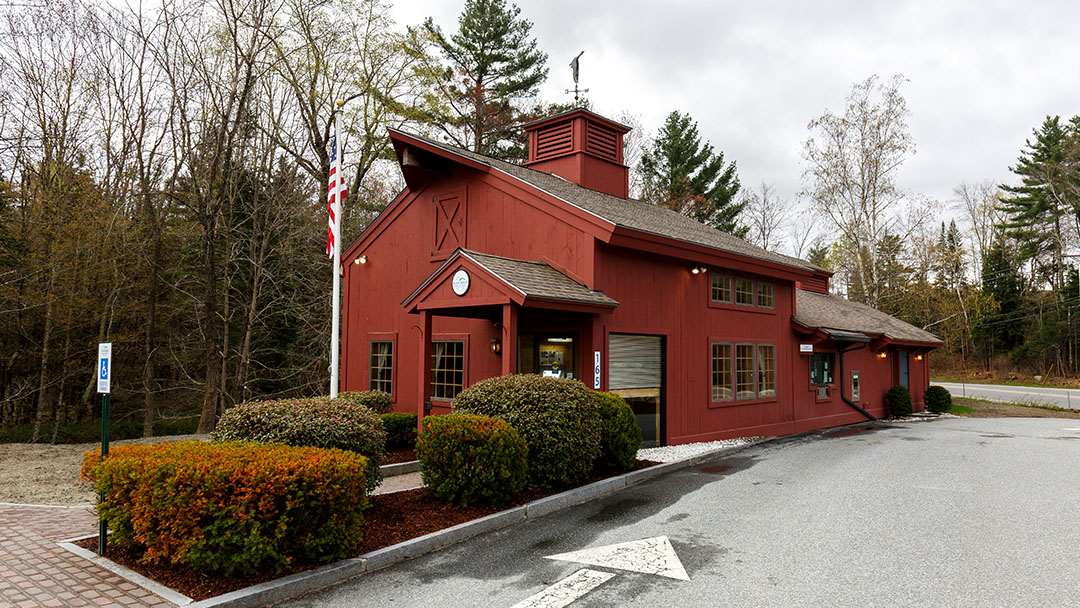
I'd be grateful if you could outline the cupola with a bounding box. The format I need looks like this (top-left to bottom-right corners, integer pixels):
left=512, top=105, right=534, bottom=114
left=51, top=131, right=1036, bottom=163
left=523, top=108, right=631, bottom=199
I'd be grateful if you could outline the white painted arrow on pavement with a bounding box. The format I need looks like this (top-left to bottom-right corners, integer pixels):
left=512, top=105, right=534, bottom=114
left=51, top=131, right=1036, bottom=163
left=509, top=569, right=615, bottom=608
left=545, top=536, right=690, bottom=581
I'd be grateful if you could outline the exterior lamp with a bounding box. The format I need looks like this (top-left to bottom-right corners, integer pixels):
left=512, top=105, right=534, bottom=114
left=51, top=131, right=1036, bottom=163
left=358, top=255, right=367, bottom=264
left=915, top=354, right=923, bottom=361
left=877, top=352, right=887, bottom=359
left=489, top=338, right=501, bottom=354
left=690, top=266, right=708, bottom=275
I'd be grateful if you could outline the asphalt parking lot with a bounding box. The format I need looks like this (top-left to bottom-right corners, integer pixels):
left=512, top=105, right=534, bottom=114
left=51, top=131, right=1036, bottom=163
left=282, top=417, right=1080, bottom=608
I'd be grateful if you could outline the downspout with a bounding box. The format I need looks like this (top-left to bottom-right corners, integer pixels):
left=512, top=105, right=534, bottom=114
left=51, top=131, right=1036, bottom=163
left=837, top=342, right=876, bottom=421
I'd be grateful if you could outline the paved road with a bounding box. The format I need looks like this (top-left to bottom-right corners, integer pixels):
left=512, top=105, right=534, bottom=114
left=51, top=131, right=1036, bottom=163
left=283, top=417, right=1080, bottom=608
left=937, top=381, right=1080, bottom=410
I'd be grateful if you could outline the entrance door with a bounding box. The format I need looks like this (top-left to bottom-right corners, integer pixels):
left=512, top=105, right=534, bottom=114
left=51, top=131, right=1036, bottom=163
left=518, top=335, right=576, bottom=380
left=898, top=351, right=909, bottom=389
left=608, top=334, right=664, bottom=448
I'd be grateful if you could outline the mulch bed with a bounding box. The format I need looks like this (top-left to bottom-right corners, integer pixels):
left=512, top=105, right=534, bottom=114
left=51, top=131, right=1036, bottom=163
left=75, top=459, right=660, bottom=601
left=381, top=448, right=416, bottom=465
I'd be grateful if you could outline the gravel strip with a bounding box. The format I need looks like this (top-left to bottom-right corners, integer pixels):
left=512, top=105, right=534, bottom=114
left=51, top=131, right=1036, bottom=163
left=636, top=436, right=765, bottom=463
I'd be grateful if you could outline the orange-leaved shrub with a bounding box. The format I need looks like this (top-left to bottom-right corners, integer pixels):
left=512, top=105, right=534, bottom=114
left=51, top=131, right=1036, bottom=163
left=212, top=396, right=385, bottom=491
left=417, top=414, right=527, bottom=507
left=81, top=441, right=368, bottom=576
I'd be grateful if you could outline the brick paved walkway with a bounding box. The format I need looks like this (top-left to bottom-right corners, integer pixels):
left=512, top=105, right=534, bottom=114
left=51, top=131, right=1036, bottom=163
left=0, top=503, right=175, bottom=608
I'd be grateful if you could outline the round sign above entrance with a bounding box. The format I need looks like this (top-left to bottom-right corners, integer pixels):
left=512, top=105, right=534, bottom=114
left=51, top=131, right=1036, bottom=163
left=451, top=269, right=470, bottom=296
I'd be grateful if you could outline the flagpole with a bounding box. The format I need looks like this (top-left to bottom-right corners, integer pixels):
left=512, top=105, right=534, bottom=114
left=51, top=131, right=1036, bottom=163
left=330, top=99, right=344, bottom=398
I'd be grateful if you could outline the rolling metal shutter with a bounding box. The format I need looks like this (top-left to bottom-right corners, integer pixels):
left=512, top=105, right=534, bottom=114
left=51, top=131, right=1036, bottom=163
left=608, top=334, right=662, bottom=390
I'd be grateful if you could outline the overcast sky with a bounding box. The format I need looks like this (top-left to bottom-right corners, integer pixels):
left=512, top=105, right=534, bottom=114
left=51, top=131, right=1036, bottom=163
left=390, top=0, right=1080, bottom=243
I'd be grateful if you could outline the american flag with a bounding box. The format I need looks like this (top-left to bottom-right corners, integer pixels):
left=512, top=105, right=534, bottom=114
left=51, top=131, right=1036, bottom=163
left=326, top=133, right=348, bottom=259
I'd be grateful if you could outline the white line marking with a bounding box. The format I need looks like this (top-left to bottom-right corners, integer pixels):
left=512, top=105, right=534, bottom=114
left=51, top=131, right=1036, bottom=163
left=545, top=536, right=690, bottom=581
left=510, top=569, right=615, bottom=608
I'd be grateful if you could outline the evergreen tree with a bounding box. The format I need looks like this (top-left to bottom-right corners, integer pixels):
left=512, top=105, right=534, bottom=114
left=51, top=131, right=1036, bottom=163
left=936, top=220, right=966, bottom=290
left=972, top=237, right=1023, bottom=359
left=420, top=0, right=548, bottom=160
left=998, top=115, right=1076, bottom=292
left=639, top=111, right=745, bottom=235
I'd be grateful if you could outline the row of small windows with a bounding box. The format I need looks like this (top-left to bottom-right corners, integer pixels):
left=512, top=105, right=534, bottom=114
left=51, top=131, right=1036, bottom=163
left=711, top=274, right=774, bottom=309
left=369, top=339, right=466, bottom=401
left=711, top=342, right=776, bottom=402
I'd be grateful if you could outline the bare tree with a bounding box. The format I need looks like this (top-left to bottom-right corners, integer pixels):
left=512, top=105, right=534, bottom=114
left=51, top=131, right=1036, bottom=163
left=953, top=180, right=1004, bottom=279
left=742, top=181, right=790, bottom=252
left=802, top=74, right=920, bottom=308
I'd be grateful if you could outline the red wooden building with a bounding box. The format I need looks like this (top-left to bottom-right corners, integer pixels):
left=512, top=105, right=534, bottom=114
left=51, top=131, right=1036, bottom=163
left=341, top=109, right=942, bottom=446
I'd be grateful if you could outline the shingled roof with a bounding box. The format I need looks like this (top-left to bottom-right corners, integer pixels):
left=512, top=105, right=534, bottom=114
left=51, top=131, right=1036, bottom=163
left=462, top=250, right=619, bottom=307
left=389, top=129, right=822, bottom=274
left=793, top=289, right=943, bottom=345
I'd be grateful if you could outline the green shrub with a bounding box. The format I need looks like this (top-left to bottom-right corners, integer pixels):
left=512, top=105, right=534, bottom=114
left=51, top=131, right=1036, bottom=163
left=382, top=412, right=418, bottom=450
left=593, top=391, right=641, bottom=472
left=81, top=442, right=367, bottom=576
left=417, top=414, right=527, bottom=506
left=924, top=385, right=952, bottom=414
left=334, top=390, right=394, bottom=414
left=453, top=375, right=601, bottom=489
left=884, top=385, right=913, bottom=417
left=212, top=397, right=385, bottom=491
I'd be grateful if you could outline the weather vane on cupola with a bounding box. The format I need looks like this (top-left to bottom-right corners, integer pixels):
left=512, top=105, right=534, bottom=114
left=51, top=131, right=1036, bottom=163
left=565, top=51, right=589, bottom=104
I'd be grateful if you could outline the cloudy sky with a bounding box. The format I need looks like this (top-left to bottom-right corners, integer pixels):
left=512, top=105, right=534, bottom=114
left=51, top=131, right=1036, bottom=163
left=391, top=0, right=1079, bottom=243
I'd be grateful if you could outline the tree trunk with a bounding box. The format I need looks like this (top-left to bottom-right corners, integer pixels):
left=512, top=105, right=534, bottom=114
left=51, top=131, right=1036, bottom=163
left=31, top=267, right=57, bottom=444
left=197, top=209, right=221, bottom=434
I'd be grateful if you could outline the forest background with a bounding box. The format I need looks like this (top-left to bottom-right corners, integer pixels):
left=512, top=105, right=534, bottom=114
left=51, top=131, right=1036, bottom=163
left=2, top=0, right=1077, bottom=442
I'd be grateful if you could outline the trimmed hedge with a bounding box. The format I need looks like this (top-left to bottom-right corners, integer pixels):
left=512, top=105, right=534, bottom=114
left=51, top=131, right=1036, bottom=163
left=594, top=391, right=641, bottom=472
left=925, top=385, right=952, bottom=414
left=81, top=442, right=368, bottom=576
left=453, top=375, right=601, bottom=489
left=212, top=397, right=385, bottom=491
left=417, top=414, right=527, bottom=506
left=382, top=412, right=418, bottom=450
left=334, top=390, right=394, bottom=415
left=885, top=385, right=913, bottom=417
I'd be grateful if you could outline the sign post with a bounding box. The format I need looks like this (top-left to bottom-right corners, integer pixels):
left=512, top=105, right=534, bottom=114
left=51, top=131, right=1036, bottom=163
left=96, top=342, right=111, bottom=555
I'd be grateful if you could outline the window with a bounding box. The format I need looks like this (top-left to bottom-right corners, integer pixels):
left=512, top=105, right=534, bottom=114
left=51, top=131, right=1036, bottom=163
left=736, top=344, right=756, bottom=399
left=431, top=340, right=465, bottom=400
left=757, top=282, right=774, bottom=309
left=810, top=353, right=834, bottom=386
left=757, top=345, right=776, bottom=398
left=369, top=341, right=393, bottom=394
left=711, top=343, right=733, bottom=401
left=735, top=278, right=755, bottom=306
left=710, top=274, right=732, bottom=304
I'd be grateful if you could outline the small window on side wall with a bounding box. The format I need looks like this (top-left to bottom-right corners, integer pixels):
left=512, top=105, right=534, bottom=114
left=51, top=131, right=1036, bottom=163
left=711, top=274, right=732, bottom=304
left=810, top=353, right=834, bottom=386
left=369, top=341, right=393, bottom=394
left=735, top=278, right=755, bottom=306
left=757, top=345, right=776, bottom=398
left=711, top=342, right=733, bottom=401
left=757, top=283, right=774, bottom=309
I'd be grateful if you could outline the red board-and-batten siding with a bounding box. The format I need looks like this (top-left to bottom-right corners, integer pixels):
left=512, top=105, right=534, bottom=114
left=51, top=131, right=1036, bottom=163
left=341, top=111, right=933, bottom=445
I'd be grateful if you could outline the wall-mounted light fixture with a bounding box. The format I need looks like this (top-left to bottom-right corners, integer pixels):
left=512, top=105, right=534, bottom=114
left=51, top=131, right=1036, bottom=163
left=690, top=265, right=708, bottom=275
left=915, top=354, right=923, bottom=361
left=877, top=351, right=888, bottom=359
left=489, top=338, right=501, bottom=354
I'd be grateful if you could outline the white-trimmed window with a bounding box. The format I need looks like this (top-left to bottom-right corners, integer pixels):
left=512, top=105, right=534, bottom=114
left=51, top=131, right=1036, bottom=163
left=757, top=283, right=775, bottom=309
left=735, top=278, right=755, bottom=306
left=711, top=342, right=733, bottom=401
left=369, top=341, right=393, bottom=394
left=711, top=274, right=732, bottom=304
left=431, top=340, right=465, bottom=400
left=757, top=345, right=776, bottom=398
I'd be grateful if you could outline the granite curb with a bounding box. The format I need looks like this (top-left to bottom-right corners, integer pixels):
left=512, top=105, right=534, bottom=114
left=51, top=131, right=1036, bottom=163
left=186, top=439, right=763, bottom=608
left=379, top=460, right=419, bottom=478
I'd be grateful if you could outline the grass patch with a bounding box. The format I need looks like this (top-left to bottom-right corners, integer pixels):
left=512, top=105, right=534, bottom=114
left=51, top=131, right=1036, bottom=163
left=947, top=402, right=976, bottom=416
left=0, top=417, right=199, bottom=444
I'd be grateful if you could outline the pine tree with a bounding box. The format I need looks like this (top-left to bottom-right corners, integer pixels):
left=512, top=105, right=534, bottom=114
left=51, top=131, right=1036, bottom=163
left=973, top=237, right=1023, bottom=358
left=639, top=111, right=745, bottom=235
left=421, top=0, right=548, bottom=160
left=998, top=116, right=1076, bottom=292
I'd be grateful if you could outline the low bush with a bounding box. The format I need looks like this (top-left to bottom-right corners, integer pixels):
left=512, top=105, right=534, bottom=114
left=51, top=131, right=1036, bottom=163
left=382, top=412, right=418, bottom=450
left=924, top=385, right=952, bottom=414
left=334, top=390, right=394, bottom=415
left=453, top=375, right=601, bottom=489
left=417, top=414, right=527, bottom=506
left=593, top=392, right=641, bottom=472
left=212, top=397, right=385, bottom=490
left=884, top=385, right=913, bottom=417
left=81, top=442, right=367, bottom=576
